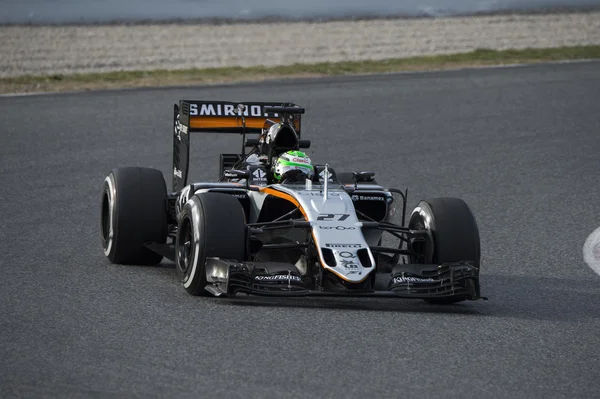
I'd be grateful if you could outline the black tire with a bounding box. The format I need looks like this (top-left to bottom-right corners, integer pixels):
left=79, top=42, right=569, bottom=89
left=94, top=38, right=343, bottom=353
left=176, top=192, right=247, bottom=296
left=408, top=197, right=480, bottom=304
left=101, top=167, right=168, bottom=265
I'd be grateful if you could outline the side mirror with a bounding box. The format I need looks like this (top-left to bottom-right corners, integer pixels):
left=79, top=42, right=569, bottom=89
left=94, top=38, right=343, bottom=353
left=299, top=140, right=311, bottom=149
left=353, top=171, right=376, bottom=182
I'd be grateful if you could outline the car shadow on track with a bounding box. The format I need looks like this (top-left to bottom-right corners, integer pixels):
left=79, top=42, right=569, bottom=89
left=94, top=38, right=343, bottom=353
left=221, top=296, right=484, bottom=315
left=474, top=273, right=600, bottom=322
left=150, top=263, right=176, bottom=270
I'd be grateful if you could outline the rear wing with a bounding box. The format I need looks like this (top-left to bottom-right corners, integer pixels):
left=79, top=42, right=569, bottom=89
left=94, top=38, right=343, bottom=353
left=173, top=100, right=304, bottom=192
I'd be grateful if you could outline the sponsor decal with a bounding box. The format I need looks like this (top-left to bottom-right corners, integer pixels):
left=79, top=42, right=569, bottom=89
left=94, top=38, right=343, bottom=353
left=223, top=170, right=240, bottom=179
left=352, top=195, right=384, bottom=202
left=173, top=114, right=187, bottom=140
left=326, top=243, right=362, bottom=248
left=189, top=103, right=282, bottom=117
left=174, top=168, right=183, bottom=179
left=299, top=191, right=339, bottom=197
left=338, top=251, right=356, bottom=258
left=319, top=226, right=355, bottom=231
left=254, top=275, right=301, bottom=282
left=393, top=276, right=436, bottom=284
left=317, top=213, right=350, bottom=221
left=292, top=157, right=309, bottom=164
left=214, top=191, right=247, bottom=199
left=319, top=170, right=333, bottom=182
left=252, top=169, right=267, bottom=181
left=174, top=115, right=182, bottom=141
left=340, top=259, right=359, bottom=269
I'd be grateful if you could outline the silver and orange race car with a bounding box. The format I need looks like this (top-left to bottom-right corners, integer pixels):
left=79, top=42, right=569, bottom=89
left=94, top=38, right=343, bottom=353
left=100, top=100, right=485, bottom=304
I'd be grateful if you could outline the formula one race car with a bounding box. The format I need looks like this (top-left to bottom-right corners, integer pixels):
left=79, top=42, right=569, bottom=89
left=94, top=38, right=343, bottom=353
left=101, top=100, right=485, bottom=304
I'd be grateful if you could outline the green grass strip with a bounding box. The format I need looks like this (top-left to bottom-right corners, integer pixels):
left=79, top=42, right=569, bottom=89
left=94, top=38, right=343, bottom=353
left=2, top=45, right=599, bottom=94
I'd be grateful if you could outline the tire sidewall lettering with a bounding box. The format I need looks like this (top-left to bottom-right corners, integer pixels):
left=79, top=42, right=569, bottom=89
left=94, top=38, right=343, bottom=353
left=102, top=174, right=116, bottom=257
left=181, top=197, right=203, bottom=289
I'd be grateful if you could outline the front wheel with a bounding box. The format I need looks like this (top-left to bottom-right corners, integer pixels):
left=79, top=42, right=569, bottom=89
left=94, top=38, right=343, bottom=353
left=408, top=197, right=480, bottom=304
left=176, top=192, right=247, bottom=296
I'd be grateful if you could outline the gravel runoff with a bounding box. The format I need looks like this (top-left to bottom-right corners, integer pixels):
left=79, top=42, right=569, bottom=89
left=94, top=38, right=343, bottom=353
left=1, top=12, right=600, bottom=78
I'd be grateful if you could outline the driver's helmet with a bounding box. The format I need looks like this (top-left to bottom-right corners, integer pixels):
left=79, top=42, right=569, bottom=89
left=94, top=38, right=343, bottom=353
left=273, top=150, right=314, bottom=182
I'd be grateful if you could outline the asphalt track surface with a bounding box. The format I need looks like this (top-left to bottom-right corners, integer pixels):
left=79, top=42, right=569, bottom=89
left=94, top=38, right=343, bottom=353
left=1, top=61, right=600, bottom=398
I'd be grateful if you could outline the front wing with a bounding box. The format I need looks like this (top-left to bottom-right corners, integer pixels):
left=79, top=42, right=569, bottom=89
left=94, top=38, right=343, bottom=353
left=203, top=258, right=485, bottom=300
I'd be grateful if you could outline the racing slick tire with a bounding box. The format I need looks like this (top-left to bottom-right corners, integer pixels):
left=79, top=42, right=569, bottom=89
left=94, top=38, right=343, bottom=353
left=408, top=197, right=480, bottom=304
left=175, top=192, right=246, bottom=296
left=101, top=167, right=168, bottom=265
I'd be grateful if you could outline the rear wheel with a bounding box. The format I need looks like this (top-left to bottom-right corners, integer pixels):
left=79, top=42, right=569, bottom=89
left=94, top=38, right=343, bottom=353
left=408, top=197, right=480, bottom=304
left=176, top=192, right=247, bottom=296
left=101, top=167, right=168, bottom=265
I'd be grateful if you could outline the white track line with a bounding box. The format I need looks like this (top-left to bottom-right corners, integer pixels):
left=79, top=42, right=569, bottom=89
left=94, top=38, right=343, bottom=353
left=583, top=227, right=600, bottom=277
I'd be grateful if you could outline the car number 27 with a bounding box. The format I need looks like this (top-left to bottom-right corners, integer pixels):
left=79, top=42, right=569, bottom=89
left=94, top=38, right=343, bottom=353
left=317, top=213, right=350, bottom=221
